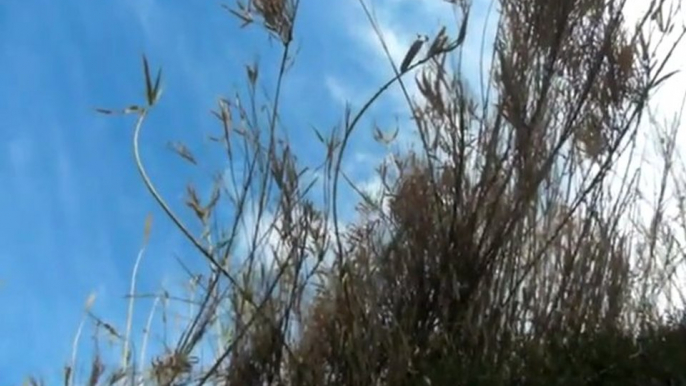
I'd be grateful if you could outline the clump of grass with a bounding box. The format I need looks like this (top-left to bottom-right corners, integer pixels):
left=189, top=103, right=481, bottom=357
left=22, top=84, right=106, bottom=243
left=38, top=0, right=686, bottom=385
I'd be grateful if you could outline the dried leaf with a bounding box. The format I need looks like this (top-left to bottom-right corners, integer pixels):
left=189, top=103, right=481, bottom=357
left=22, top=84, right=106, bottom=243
left=84, top=292, right=97, bottom=312
left=311, top=125, right=326, bottom=144
left=455, top=8, right=469, bottom=47
left=142, top=55, right=153, bottom=105
left=653, top=70, right=679, bottom=89
left=373, top=124, right=399, bottom=145
left=168, top=142, right=198, bottom=165
left=426, top=26, right=447, bottom=58
left=95, top=105, right=143, bottom=115
left=246, top=64, right=258, bottom=85
left=142, top=55, right=163, bottom=106
left=143, top=212, right=153, bottom=244
left=401, top=35, right=427, bottom=72
left=123, top=105, right=142, bottom=114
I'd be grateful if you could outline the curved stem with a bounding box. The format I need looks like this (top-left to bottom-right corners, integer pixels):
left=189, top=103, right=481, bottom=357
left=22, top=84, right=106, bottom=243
left=330, top=51, right=452, bottom=265
left=131, top=110, right=247, bottom=296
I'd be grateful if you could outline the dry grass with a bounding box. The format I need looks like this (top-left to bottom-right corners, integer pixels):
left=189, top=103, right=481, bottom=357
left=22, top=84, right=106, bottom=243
left=33, top=0, right=686, bottom=385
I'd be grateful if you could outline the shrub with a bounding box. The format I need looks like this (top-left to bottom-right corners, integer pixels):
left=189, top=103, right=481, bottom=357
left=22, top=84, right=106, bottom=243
left=42, top=0, right=686, bottom=385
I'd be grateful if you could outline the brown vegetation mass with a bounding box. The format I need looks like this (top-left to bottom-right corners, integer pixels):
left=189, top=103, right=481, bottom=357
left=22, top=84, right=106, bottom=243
left=39, top=0, right=686, bottom=385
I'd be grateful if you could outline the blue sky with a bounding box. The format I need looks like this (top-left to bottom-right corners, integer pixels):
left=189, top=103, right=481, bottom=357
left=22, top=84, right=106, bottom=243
left=2, top=0, right=684, bottom=384
left=0, top=0, right=499, bottom=383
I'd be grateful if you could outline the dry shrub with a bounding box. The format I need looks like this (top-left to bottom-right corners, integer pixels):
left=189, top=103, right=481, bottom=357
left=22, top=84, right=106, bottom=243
left=53, top=0, right=686, bottom=385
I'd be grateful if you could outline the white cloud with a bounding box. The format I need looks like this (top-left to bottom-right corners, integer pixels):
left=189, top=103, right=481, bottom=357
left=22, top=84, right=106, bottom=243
left=324, top=75, right=355, bottom=107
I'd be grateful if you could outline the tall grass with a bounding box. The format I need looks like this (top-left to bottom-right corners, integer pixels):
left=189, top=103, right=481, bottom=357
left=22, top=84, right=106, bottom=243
left=35, top=0, right=686, bottom=385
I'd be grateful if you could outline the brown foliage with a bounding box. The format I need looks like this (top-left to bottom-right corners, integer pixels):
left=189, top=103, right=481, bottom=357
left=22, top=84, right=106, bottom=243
left=69, top=0, right=686, bottom=385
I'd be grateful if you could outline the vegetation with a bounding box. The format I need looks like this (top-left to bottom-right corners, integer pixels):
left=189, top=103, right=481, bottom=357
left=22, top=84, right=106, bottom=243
left=27, top=0, right=686, bottom=385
